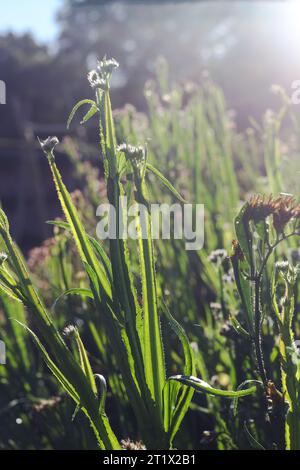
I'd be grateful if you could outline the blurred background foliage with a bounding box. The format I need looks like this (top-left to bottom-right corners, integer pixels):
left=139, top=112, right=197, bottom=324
left=0, top=0, right=299, bottom=250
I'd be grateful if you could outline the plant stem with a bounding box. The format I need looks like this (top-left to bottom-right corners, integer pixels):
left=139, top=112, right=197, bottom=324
left=254, top=275, right=268, bottom=387
left=253, top=231, right=300, bottom=387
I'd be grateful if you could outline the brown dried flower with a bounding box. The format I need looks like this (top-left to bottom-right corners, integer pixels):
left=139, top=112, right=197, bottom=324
left=246, top=194, right=298, bottom=233
left=272, top=196, right=295, bottom=233
left=231, top=239, right=244, bottom=262
left=246, top=195, right=276, bottom=223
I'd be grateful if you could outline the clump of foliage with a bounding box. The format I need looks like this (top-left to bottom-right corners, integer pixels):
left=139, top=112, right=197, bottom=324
left=232, top=194, right=300, bottom=449
left=0, top=57, right=300, bottom=450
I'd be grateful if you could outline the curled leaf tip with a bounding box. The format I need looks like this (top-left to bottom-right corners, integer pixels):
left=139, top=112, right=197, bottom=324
left=94, top=374, right=107, bottom=412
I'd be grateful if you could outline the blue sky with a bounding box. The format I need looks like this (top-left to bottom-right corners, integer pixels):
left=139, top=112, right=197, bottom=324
left=0, top=0, right=62, bottom=42
left=1, top=0, right=300, bottom=46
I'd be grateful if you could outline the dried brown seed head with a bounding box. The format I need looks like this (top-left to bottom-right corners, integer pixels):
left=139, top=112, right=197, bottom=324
left=231, top=239, right=244, bottom=262
left=245, top=194, right=298, bottom=233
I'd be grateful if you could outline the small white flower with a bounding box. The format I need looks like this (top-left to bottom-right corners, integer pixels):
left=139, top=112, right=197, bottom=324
left=63, top=324, right=76, bottom=337
left=117, top=143, right=145, bottom=165
left=275, top=260, right=289, bottom=273
left=97, top=57, right=119, bottom=77
left=87, top=70, right=107, bottom=89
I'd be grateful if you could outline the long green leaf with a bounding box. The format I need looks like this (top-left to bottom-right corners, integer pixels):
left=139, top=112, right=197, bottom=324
left=138, top=207, right=166, bottom=413
left=14, top=320, right=80, bottom=404
left=162, top=301, right=195, bottom=441
left=169, top=375, right=257, bottom=398
left=244, top=422, right=265, bottom=450
left=74, top=328, right=97, bottom=395
left=44, top=153, right=112, bottom=299
left=231, top=255, right=254, bottom=336
left=234, top=202, right=253, bottom=268
left=52, top=287, right=94, bottom=312
left=146, top=162, right=187, bottom=203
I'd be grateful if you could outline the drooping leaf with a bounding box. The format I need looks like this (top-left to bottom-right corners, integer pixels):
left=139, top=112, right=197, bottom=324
left=95, top=374, right=107, bottom=414
left=244, top=422, right=265, bottom=450
left=231, top=380, right=262, bottom=416
left=67, top=99, right=97, bottom=129
left=80, top=104, right=98, bottom=125
left=146, top=163, right=187, bottom=203
left=169, top=375, right=257, bottom=398
left=52, top=287, right=94, bottom=312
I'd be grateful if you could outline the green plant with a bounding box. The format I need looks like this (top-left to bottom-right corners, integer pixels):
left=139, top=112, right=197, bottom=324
left=0, top=58, right=257, bottom=450
left=230, top=194, right=300, bottom=449
left=1, top=56, right=300, bottom=451
left=0, top=208, right=120, bottom=449
left=273, top=262, right=300, bottom=449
